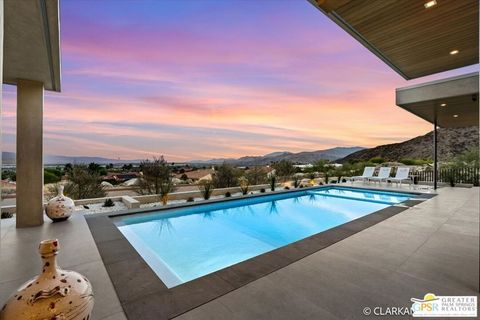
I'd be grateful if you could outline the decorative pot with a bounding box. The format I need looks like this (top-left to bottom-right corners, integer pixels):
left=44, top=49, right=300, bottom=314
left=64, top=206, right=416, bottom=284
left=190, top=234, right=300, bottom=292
left=45, top=185, right=75, bottom=222
left=0, top=239, right=94, bottom=320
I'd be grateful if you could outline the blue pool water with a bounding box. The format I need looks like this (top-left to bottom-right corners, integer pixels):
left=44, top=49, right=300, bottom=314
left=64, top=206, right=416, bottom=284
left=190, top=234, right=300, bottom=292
left=116, top=187, right=412, bottom=287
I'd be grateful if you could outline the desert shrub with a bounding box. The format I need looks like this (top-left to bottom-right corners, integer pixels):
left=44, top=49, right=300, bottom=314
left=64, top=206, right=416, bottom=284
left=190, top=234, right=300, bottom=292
left=324, top=172, right=330, bottom=184
left=260, top=188, right=266, bottom=193
left=103, top=198, right=114, bottom=207
left=44, top=170, right=61, bottom=184
left=186, top=197, right=194, bottom=202
left=369, top=157, right=385, bottom=164
left=293, top=176, right=301, bottom=188
left=1, top=170, right=16, bottom=181
left=225, top=192, right=231, bottom=197
left=238, top=177, right=250, bottom=195
left=159, top=181, right=176, bottom=205
left=399, top=158, right=431, bottom=166
left=451, top=146, right=479, bottom=167
left=284, top=186, right=290, bottom=190
left=180, top=173, right=189, bottom=181
left=269, top=175, right=276, bottom=191
left=199, top=180, right=214, bottom=200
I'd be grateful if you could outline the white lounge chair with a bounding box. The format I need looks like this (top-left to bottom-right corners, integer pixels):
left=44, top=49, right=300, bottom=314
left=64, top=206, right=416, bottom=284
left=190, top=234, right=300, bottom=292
left=368, top=167, right=392, bottom=184
left=388, top=167, right=411, bottom=186
left=349, top=167, right=375, bottom=183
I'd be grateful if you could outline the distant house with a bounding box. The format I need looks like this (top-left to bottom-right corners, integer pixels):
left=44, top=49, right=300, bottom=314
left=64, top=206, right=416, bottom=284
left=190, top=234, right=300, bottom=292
left=293, top=164, right=314, bottom=170
left=175, top=169, right=214, bottom=182
left=103, top=172, right=140, bottom=183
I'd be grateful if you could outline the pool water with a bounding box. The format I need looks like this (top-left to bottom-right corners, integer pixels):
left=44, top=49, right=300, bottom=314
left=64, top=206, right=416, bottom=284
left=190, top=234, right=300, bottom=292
left=117, top=187, right=412, bottom=288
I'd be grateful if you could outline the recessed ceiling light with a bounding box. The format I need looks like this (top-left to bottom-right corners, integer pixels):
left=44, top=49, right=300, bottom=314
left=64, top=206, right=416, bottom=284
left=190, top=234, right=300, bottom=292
left=440, top=103, right=447, bottom=107
left=453, top=114, right=459, bottom=118
left=450, top=50, right=459, bottom=55
left=424, top=0, right=437, bottom=8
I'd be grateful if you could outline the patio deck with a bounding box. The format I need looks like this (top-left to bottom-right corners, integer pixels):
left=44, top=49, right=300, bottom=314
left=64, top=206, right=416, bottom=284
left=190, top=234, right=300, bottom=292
left=1, top=184, right=478, bottom=320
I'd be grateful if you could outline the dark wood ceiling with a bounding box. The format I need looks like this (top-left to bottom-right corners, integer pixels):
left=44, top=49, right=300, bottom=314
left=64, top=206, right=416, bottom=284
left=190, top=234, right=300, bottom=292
left=311, top=0, right=479, bottom=79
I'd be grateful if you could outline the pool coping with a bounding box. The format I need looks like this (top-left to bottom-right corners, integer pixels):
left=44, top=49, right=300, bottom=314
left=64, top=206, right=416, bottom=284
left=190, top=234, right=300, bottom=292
left=85, top=185, right=436, bottom=320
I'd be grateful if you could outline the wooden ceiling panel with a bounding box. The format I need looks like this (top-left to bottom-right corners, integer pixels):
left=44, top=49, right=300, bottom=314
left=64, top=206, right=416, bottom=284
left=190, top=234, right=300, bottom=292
left=311, top=0, right=479, bottom=79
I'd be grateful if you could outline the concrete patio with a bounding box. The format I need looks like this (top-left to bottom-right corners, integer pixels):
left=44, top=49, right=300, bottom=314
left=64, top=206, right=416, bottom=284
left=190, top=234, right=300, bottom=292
left=1, top=184, right=478, bottom=319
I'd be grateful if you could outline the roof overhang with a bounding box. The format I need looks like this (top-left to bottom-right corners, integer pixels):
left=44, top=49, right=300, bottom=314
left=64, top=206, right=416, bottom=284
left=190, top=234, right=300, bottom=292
left=396, top=72, right=479, bottom=128
left=3, top=0, right=61, bottom=92
left=308, top=0, right=479, bottom=80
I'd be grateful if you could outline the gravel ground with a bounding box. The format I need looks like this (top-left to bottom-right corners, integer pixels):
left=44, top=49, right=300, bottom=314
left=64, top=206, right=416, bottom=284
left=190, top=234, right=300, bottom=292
left=76, top=202, right=127, bottom=215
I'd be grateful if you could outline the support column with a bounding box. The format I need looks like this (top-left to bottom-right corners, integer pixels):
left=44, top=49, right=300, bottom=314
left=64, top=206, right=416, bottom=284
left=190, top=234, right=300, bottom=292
left=16, top=80, right=44, bottom=228
left=433, top=121, right=438, bottom=190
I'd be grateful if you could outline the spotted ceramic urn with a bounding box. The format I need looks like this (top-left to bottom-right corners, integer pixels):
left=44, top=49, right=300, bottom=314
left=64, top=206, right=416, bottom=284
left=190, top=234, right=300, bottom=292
left=46, top=185, right=75, bottom=222
left=0, top=239, right=94, bottom=320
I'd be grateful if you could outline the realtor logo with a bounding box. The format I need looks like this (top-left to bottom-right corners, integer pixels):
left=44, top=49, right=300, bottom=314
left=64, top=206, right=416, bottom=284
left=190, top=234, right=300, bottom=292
left=411, top=293, right=477, bottom=317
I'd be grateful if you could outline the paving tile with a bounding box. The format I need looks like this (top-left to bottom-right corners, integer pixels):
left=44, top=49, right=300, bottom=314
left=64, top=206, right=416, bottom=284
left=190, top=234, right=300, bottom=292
left=96, top=238, right=139, bottom=265
left=174, top=300, right=240, bottom=320
left=440, top=219, right=479, bottom=237
left=98, top=311, right=128, bottom=320
left=215, top=274, right=340, bottom=320
left=398, top=250, right=479, bottom=292
left=73, top=260, right=124, bottom=320
left=122, top=291, right=176, bottom=320
left=106, top=256, right=165, bottom=303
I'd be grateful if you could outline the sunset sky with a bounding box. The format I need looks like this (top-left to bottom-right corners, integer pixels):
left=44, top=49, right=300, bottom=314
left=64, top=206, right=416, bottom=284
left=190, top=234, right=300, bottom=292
left=2, top=0, right=478, bottom=162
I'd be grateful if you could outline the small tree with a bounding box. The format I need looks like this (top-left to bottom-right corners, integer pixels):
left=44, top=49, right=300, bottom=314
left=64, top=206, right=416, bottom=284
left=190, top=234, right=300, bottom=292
left=272, top=160, right=295, bottom=182
left=199, top=180, right=214, bottom=200
left=238, top=177, right=250, bottom=195
left=62, top=165, right=106, bottom=199
left=64, top=163, right=73, bottom=175
left=137, top=156, right=172, bottom=195
left=245, top=166, right=267, bottom=185
left=213, top=163, right=239, bottom=188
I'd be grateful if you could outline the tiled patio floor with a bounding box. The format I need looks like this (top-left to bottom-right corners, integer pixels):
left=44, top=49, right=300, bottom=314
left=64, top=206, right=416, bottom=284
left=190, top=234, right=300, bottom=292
left=1, top=185, right=478, bottom=319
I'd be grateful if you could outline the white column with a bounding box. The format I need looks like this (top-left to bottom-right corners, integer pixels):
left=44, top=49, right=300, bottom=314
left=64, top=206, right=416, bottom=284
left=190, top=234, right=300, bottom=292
left=16, top=79, right=44, bottom=228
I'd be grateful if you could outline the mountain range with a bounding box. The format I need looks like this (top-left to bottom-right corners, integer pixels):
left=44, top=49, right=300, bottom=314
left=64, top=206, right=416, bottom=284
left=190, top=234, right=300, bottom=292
left=2, top=126, right=476, bottom=166
left=1, top=152, right=143, bottom=166
left=188, top=147, right=365, bottom=166
left=339, top=126, right=479, bottom=163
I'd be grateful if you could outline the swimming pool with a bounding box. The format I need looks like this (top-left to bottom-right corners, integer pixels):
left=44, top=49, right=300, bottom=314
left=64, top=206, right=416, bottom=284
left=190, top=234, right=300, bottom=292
left=116, top=187, right=413, bottom=288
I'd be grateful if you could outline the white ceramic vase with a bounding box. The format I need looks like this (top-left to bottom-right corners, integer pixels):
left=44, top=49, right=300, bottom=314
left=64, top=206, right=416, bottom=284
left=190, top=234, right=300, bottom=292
left=45, top=185, right=75, bottom=222
left=0, top=239, right=94, bottom=320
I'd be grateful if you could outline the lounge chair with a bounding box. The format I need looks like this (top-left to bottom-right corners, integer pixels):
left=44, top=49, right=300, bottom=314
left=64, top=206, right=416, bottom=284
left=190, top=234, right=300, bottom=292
left=348, top=167, right=375, bottom=183
left=388, top=167, right=411, bottom=186
left=368, top=167, right=392, bottom=184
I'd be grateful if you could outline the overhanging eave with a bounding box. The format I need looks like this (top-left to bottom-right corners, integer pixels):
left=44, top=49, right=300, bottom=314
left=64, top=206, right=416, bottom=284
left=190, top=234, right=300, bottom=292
left=3, top=0, right=61, bottom=92
left=396, top=73, right=479, bottom=128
